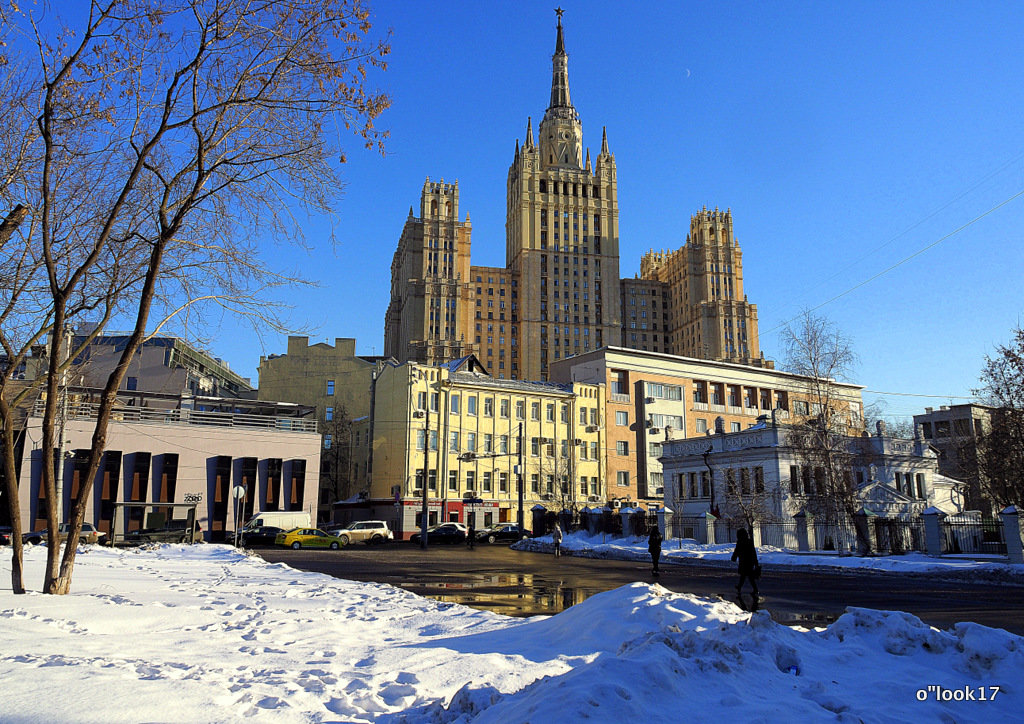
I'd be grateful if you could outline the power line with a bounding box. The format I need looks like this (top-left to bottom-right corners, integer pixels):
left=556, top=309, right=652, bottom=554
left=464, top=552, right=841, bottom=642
left=863, top=390, right=977, bottom=400
left=768, top=183, right=1024, bottom=334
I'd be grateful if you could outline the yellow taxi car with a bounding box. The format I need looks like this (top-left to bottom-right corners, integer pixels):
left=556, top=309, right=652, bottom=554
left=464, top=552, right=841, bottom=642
left=274, top=527, right=346, bottom=550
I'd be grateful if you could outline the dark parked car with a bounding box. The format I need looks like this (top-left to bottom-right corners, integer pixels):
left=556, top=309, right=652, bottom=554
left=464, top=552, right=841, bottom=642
left=0, top=526, right=13, bottom=545
left=409, top=523, right=467, bottom=545
left=238, top=526, right=283, bottom=548
left=125, top=520, right=196, bottom=544
left=475, top=523, right=531, bottom=544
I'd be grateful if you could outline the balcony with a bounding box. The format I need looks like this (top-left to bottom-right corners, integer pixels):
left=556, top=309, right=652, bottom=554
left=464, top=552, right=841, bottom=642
left=610, top=393, right=630, bottom=403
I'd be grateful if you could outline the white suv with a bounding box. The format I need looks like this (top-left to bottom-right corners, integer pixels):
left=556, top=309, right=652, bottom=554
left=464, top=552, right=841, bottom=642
left=334, top=520, right=394, bottom=545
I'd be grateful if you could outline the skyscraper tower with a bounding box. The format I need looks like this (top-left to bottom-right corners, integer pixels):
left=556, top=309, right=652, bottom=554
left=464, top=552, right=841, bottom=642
left=505, top=10, right=622, bottom=380
left=383, top=178, right=476, bottom=365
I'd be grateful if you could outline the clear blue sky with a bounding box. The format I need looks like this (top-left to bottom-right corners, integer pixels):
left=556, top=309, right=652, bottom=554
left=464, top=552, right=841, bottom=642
left=218, top=1, right=1024, bottom=421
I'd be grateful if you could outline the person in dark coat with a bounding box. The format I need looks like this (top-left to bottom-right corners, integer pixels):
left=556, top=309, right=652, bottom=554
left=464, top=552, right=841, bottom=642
left=551, top=522, right=563, bottom=557
left=731, top=528, right=759, bottom=597
left=467, top=523, right=475, bottom=549
left=648, top=526, right=663, bottom=575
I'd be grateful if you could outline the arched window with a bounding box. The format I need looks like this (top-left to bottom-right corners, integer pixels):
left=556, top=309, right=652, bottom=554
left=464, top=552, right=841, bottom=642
left=445, top=202, right=451, bottom=216
left=431, top=200, right=438, bottom=216
left=539, top=180, right=547, bottom=193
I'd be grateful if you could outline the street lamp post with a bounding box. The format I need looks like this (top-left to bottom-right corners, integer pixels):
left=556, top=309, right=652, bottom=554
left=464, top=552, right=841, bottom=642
left=702, top=444, right=717, bottom=517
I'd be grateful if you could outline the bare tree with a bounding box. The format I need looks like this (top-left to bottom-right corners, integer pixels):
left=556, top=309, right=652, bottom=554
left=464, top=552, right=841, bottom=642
left=782, top=311, right=867, bottom=530
left=720, top=465, right=776, bottom=533
left=1, top=0, right=390, bottom=594
left=974, top=326, right=1024, bottom=509
left=321, top=404, right=358, bottom=505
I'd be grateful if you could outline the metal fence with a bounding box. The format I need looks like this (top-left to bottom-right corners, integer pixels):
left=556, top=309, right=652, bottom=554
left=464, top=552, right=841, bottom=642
left=941, top=518, right=1006, bottom=555
left=758, top=522, right=800, bottom=550
left=872, top=518, right=928, bottom=554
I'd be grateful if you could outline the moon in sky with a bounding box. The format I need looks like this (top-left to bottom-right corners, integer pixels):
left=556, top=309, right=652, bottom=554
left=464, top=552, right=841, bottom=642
left=685, top=68, right=691, bottom=77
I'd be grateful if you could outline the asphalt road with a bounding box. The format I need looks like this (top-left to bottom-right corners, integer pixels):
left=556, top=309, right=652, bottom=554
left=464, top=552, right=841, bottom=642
left=256, top=543, right=1024, bottom=634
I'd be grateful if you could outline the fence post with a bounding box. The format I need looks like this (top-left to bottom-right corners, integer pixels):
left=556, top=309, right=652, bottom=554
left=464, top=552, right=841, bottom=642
left=999, top=506, right=1023, bottom=564
left=657, top=506, right=671, bottom=538
left=704, top=511, right=717, bottom=545
left=794, top=509, right=810, bottom=552
left=921, top=507, right=945, bottom=557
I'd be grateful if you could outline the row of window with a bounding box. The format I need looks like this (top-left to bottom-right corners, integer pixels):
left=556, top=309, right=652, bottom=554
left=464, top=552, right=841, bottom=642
left=411, top=469, right=601, bottom=497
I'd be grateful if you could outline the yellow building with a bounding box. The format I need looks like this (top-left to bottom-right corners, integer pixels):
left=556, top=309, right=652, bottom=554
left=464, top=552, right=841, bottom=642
left=366, top=355, right=605, bottom=538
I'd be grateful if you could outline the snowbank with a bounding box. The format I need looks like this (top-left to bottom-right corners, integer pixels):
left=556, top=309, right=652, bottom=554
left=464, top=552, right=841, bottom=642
left=1, top=544, right=1020, bottom=722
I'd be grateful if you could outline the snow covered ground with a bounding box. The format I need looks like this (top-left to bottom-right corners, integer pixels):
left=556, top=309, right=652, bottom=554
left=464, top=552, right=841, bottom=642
left=1, top=544, right=1022, bottom=723
left=516, top=531, right=1024, bottom=581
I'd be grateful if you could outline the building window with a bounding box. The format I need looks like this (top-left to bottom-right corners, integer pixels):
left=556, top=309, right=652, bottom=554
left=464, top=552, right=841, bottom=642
left=451, top=394, right=460, bottom=414
left=468, top=396, right=478, bottom=415
left=696, top=418, right=708, bottom=433
left=326, top=380, right=335, bottom=396
left=467, top=432, right=477, bottom=452
left=793, top=400, right=809, bottom=415
left=731, top=422, right=741, bottom=432
left=499, top=472, right=508, bottom=492
left=531, top=402, right=540, bottom=420
left=546, top=404, right=555, bottom=422
left=484, top=434, right=493, bottom=453
left=516, top=400, right=526, bottom=419
left=325, top=407, right=334, bottom=421
left=500, top=399, right=510, bottom=418
left=449, top=431, right=460, bottom=452
left=324, top=434, right=332, bottom=450
left=615, top=411, right=629, bottom=426
left=616, top=470, right=630, bottom=487
left=484, top=398, right=494, bottom=416
left=466, top=471, right=475, bottom=490
left=616, top=441, right=629, bottom=456
left=531, top=473, right=540, bottom=493
left=483, top=472, right=492, bottom=492
left=448, top=471, right=458, bottom=491
left=531, top=437, right=540, bottom=456
left=416, top=430, right=425, bottom=451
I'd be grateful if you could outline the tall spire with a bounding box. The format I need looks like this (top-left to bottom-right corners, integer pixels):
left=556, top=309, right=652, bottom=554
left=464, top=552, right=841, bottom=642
left=601, top=126, right=609, bottom=155
left=526, top=116, right=534, bottom=147
left=548, top=7, right=572, bottom=111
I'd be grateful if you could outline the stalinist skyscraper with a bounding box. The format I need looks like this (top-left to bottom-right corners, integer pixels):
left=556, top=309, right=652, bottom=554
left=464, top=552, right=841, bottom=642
left=505, top=10, right=622, bottom=380
left=384, top=11, right=768, bottom=379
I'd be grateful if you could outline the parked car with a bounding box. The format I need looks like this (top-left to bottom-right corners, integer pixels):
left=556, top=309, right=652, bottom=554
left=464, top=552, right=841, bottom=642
left=475, top=523, right=530, bottom=544
left=331, top=520, right=394, bottom=545
left=409, top=523, right=467, bottom=545
left=0, top=526, right=13, bottom=545
left=238, top=526, right=283, bottom=548
left=124, top=520, right=195, bottom=544
left=274, top=527, right=346, bottom=550
left=23, top=523, right=104, bottom=546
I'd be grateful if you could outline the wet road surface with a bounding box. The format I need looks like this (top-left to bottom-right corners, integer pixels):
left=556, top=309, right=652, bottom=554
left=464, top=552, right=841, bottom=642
left=256, top=543, right=1024, bottom=634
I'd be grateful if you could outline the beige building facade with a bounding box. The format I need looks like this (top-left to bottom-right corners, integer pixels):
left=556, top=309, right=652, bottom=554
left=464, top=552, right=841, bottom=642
left=549, top=347, right=865, bottom=508
left=257, top=336, right=387, bottom=520
left=17, top=391, right=321, bottom=541
left=363, top=355, right=605, bottom=538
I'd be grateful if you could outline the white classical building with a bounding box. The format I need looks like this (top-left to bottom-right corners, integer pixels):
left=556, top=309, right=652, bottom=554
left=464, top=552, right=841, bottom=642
left=659, top=420, right=965, bottom=523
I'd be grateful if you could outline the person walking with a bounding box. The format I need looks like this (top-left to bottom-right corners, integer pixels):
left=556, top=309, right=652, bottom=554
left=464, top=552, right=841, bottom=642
left=551, top=522, right=563, bottom=558
left=648, top=525, right=663, bottom=576
left=467, top=523, right=475, bottom=549
left=731, top=528, right=759, bottom=597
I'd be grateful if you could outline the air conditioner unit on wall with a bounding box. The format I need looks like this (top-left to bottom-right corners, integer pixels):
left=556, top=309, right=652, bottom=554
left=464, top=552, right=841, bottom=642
left=645, top=397, right=655, bottom=404
left=612, top=500, right=621, bottom=509
left=585, top=425, right=599, bottom=433
left=412, top=410, right=425, bottom=418
left=649, top=428, right=660, bottom=435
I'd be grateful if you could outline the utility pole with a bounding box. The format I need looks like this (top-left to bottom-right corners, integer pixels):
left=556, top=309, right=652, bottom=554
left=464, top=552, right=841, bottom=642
left=517, top=422, right=525, bottom=534
left=420, top=378, right=429, bottom=550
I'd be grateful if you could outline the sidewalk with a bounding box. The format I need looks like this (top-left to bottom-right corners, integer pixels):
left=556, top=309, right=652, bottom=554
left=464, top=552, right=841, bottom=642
left=514, top=531, right=1024, bottom=584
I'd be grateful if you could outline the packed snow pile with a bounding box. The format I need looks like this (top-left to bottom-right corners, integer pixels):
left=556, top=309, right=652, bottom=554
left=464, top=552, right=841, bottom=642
left=516, top=530, right=1024, bottom=578
left=1, top=545, right=1020, bottom=723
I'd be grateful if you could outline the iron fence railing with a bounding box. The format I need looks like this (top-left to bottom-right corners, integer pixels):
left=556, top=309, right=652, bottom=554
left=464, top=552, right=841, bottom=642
left=941, top=518, right=1006, bottom=555
left=34, top=398, right=317, bottom=433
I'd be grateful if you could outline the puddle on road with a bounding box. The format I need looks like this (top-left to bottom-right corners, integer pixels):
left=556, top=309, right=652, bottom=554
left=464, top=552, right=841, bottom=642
left=400, top=573, right=604, bottom=616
